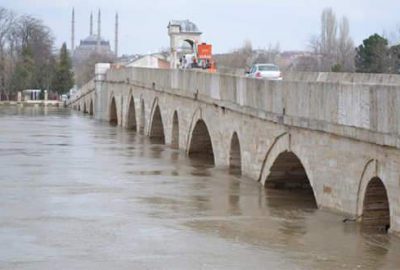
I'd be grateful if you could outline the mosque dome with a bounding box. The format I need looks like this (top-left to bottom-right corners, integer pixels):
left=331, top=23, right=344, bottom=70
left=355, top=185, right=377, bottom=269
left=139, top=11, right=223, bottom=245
left=80, top=35, right=110, bottom=46
left=168, top=20, right=201, bottom=34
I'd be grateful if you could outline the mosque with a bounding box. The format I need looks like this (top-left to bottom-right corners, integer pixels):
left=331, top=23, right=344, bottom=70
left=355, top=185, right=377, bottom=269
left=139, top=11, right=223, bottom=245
left=70, top=9, right=118, bottom=65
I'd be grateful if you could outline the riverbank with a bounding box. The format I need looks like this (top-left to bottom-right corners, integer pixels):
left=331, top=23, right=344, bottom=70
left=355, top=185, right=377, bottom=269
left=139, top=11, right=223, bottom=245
left=0, top=100, right=64, bottom=107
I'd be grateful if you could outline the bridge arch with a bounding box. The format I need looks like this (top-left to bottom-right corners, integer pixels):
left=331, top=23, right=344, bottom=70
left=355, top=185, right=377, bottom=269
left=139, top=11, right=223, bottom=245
left=89, top=99, right=93, bottom=116
left=171, top=110, right=179, bottom=148
left=356, top=160, right=391, bottom=232
left=259, top=133, right=317, bottom=207
left=126, top=95, right=137, bottom=131
left=259, top=133, right=290, bottom=184
left=109, top=96, right=118, bottom=125
left=229, top=132, right=241, bottom=174
left=188, top=119, right=215, bottom=165
left=264, top=150, right=317, bottom=207
left=361, top=177, right=390, bottom=232
left=149, top=103, right=165, bottom=144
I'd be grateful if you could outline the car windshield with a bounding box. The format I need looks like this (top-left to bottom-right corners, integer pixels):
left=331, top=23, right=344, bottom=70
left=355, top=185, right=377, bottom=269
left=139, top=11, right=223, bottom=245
left=258, top=65, right=279, bottom=71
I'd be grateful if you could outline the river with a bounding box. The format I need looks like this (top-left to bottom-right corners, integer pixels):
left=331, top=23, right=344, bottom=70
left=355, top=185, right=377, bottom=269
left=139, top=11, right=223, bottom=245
left=1, top=106, right=399, bottom=269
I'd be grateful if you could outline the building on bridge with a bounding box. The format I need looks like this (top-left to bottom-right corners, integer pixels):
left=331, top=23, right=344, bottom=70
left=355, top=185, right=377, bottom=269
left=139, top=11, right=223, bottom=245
left=168, top=20, right=202, bottom=69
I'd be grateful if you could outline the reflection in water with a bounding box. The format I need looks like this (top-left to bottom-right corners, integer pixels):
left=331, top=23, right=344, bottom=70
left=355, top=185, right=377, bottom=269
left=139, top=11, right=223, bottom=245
left=264, top=189, right=318, bottom=211
left=1, top=106, right=400, bottom=270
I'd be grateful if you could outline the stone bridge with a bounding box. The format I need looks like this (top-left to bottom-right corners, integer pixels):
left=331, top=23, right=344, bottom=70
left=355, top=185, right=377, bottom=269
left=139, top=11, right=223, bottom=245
left=69, top=66, right=400, bottom=234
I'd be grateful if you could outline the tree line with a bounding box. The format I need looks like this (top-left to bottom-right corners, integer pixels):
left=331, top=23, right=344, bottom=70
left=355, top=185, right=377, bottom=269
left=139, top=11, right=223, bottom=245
left=216, top=7, right=400, bottom=75
left=307, top=8, right=400, bottom=73
left=0, top=7, right=73, bottom=100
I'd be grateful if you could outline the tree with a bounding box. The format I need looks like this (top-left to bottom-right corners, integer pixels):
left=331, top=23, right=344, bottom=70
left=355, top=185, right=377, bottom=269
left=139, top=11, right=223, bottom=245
left=10, top=45, right=34, bottom=92
left=17, top=15, right=55, bottom=90
left=293, top=55, right=320, bottom=71
left=321, top=8, right=337, bottom=53
left=337, top=17, right=355, bottom=72
left=0, top=8, right=56, bottom=99
left=307, top=8, right=355, bottom=72
left=355, top=34, right=389, bottom=73
left=388, top=44, right=400, bottom=73
left=52, top=43, right=74, bottom=94
left=307, top=8, right=338, bottom=71
left=253, top=42, right=280, bottom=65
left=227, top=39, right=253, bottom=70
left=0, top=7, right=15, bottom=99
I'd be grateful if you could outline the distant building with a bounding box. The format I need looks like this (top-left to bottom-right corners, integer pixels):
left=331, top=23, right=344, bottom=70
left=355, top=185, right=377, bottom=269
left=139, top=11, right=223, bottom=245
left=22, top=89, right=41, bottom=101
left=73, top=35, right=113, bottom=63
left=70, top=9, right=117, bottom=66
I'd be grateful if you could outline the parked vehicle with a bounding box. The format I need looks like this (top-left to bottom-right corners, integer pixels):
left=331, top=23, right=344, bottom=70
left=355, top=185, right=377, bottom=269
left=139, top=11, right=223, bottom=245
left=246, top=64, right=282, bottom=80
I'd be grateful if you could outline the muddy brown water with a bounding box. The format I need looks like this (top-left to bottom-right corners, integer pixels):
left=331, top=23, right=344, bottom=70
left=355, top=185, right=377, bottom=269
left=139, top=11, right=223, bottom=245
left=1, top=106, right=400, bottom=269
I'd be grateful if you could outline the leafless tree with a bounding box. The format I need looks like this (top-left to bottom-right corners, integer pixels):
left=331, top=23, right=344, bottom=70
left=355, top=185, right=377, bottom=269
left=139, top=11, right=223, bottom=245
left=307, top=8, right=355, bottom=72
left=319, top=8, right=337, bottom=71
left=320, top=9, right=337, bottom=56
left=309, top=35, right=320, bottom=54
left=253, top=42, right=280, bottom=65
left=213, top=40, right=254, bottom=74
left=229, top=39, right=253, bottom=69
left=0, top=7, right=15, bottom=98
left=293, top=55, right=320, bottom=71
left=337, top=17, right=355, bottom=71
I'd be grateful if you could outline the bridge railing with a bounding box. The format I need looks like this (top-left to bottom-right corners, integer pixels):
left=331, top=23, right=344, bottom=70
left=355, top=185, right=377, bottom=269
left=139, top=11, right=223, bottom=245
left=283, top=71, right=400, bottom=85
left=69, top=79, right=95, bottom=104
left=103, top=67, right=400, bottom=147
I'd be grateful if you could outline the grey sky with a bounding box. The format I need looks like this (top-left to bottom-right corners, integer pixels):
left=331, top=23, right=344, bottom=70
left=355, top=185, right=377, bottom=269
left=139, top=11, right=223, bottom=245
left=1, top=0, right=400, bottom=55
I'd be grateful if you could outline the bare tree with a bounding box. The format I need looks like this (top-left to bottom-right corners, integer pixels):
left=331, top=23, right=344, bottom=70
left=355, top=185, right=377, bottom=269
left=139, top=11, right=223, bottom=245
left=319, top=8, right=337, bottom=71
left=0, top=7, right=15, bottom=99
left=213, top=39, right=254, bottom=73
left=293, top=55, right=320, bottom=71
left=253, top=42, right=280, bottom=65
left=0, top=8, right=57, bottom=99
left=309, top=35, right=320, bottom=54
left=229, top=39, right=253, bottom=69
left=306, top=8, right=355, bottom=72
left=320, top=9, right=337, bottom=55
left=337, top=17, right=355, bottom=71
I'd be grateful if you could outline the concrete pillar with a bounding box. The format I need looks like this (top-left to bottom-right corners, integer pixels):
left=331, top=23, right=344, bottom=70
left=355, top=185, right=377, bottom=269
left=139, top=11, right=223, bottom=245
left=17, top=92, right=22, bottom=103
left=44, top=90, right=48, bottom=101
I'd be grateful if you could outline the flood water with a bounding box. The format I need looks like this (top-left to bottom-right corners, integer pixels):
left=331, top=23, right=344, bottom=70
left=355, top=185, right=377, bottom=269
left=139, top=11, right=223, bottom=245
left=1, top=106, right=400, bottom=270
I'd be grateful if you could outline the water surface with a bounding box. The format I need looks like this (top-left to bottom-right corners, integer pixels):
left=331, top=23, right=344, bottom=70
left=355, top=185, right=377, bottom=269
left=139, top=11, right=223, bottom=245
left=0, top=106, right=399, bottom=269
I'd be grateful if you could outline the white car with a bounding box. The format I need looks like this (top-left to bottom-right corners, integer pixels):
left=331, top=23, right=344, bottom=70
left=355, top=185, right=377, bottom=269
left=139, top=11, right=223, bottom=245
left=246, top=64, right=282, bottom=80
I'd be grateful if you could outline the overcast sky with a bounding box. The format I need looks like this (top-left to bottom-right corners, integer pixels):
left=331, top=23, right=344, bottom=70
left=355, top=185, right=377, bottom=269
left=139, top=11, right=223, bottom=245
left=1, top=0, right=400, bottom=55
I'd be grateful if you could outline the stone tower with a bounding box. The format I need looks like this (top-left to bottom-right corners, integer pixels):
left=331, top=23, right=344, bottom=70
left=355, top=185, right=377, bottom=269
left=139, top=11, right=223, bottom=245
left=168, top=20, right=202, bottom=69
